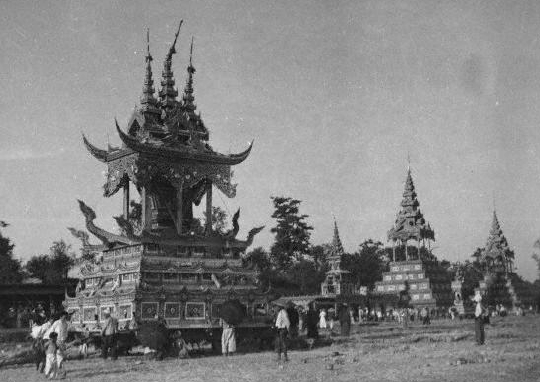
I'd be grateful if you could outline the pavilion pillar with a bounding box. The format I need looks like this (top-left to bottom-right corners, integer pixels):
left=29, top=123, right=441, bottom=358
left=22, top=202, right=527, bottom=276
left=176, top=185, right=183, bottom=235
left=405, top=240, right=409, bottom=261
left=205, top=182, right=212, bottom=234
left=123, top=179, right=130, bottom=220
left=417, top=240, right=421, bottom=260
left=141, top=186, right=152, bottom=230
left=392, top=242, right=396, bottom=262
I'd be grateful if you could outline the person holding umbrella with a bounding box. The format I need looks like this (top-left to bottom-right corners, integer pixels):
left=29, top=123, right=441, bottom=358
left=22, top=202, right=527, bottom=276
left=219, top=300, right=245, bottom=356
left=220, top=318, right=236, bottom=356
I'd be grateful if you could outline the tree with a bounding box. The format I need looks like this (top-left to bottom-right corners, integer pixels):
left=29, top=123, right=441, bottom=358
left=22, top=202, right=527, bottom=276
left=285, top=259, right=325, bottom=295
left=269, top=196, right=313, bottom=269
left=309, top=244, right=331, bottom=272
left=203, top=206, right=229, bottom=234
left=26, top=240, right=75, bottom=284
left=342, top=239, right=386, bottom=290
left=0, top=221, right=23, bottom=284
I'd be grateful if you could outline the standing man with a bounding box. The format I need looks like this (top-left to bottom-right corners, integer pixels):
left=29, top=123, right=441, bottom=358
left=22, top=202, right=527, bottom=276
left=473, top=290, right=485, bottom=345
left=101, top=308, right=118, bottom=360
left=275, top=304, right=290, bottom=362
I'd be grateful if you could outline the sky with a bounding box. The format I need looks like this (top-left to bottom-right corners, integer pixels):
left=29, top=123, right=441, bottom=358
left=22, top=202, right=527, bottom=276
left=1, top=0, right=540, bottom=281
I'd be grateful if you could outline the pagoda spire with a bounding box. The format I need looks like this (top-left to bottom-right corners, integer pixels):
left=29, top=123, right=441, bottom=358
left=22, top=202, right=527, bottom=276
left=483, top=209, right=511, bottom=272
left=182, top=36, right=197, bottom=114
left=388, top=167, right=435, bottom=260
left=140, top=29, right=161, bottom=117
left=330, top=218, right=345, bottom=259
left=159, top=21, right=183, bottom=111
left=328, top=218, right=345, bottom=272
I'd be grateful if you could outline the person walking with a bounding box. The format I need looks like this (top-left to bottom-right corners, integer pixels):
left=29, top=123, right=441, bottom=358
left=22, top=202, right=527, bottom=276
left=473, top=291, right=485, bottom=345
left=275, top=305, right=290, bottom=362
left=220, top=318, right=236, bottom=356
left=101, top=308, right=119, bottom=360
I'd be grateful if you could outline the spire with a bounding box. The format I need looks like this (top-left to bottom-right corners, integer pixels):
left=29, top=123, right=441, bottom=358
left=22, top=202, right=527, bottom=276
left=160, top=21, right=183, bottom=111
left=388, top=167, right=435, bottom=243
left=330, top=218, right=345, bottom=259
left=140, top=29, right=161, bottom=117
left=483, top=209, right=512, bottom=272
left=485, top=210, right=508, bottom=256
left=182, top=36, right=197, bottom=114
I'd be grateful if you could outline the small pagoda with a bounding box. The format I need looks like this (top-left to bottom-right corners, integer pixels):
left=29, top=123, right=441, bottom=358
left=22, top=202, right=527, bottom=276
left=374, top=168, right=452, bottom=309
left=477, top=211, right=519, bottom=309
left=321, top=220, right=355, bottom=297
left=65, top=25, right=272, bottom=332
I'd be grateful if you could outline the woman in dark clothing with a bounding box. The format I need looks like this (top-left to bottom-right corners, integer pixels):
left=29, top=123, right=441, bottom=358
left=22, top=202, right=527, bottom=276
left=339, top=304, right=351, bottom=337
left=305, top=304, right=319, bottom=340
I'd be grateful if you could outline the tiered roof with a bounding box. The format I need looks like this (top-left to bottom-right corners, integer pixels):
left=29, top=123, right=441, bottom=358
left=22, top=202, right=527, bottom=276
left=327, top=220, right=348, bottom=274
left=482, top=210, right=511, bottom=269
left=387, top=169, right=434, bottom=243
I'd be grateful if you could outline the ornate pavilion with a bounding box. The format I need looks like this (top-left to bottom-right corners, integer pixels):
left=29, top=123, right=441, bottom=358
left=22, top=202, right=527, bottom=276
left=374, top=168, right=453, bottom=309
left=65, top=24, right=272, bottom=333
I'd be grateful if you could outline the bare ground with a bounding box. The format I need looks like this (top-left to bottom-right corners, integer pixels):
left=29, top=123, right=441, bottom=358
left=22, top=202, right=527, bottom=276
left=2, top=315, right=540, bottom=382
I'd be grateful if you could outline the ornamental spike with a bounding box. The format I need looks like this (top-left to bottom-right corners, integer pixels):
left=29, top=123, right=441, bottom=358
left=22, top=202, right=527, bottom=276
left=140, top=28, right=160, bottom=116
left=160, top=21, right=183, bottom=110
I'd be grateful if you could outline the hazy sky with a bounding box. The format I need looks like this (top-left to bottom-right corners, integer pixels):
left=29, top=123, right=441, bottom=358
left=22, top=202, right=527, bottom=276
left=2, top=0, right=540, bottom=281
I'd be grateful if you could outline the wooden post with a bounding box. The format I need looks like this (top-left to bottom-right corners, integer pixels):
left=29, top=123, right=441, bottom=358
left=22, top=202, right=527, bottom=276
left=123, top=179, right=130, bottom=220
left=205, top=182, right=212, bottom=234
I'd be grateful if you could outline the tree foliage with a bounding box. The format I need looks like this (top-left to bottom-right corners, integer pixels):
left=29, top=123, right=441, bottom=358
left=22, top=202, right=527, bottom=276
left=203, top=206, right=229, bottom=234
left=26, top=240, right=75, bottom=284
left=0, top=221, right=23, bottom=284
left=269, top=196, right=313, bottom=269
left=342, top=239, right=387, bottom=290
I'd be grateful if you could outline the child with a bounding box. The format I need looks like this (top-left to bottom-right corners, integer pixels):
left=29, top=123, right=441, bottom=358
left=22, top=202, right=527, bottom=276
left=44, top=332, right=58, bottom=379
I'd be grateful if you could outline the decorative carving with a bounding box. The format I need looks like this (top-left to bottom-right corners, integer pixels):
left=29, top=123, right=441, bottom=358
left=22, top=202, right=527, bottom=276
left=77, top=199, right=137, bottom=246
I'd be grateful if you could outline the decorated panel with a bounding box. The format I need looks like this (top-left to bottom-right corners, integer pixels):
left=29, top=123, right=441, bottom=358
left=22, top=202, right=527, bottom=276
left=141, top=302, right=158, bottom=320
left=165, top=303, right=181, bottom=319
left=118, top=305, right=132, bottom=320
left=83, top=307, right=97, bottom=322
left=185, top=302, right=205, bottom=319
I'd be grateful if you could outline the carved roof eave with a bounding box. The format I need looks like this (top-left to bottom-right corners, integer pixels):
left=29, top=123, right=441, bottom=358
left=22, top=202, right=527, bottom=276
left=80, top=262, right=141, bottom=277
left=83, top=134, right=109, bottom=162
left=387, top=227, right=435, bottom=242
left=116, top=121, right=253, bottom=166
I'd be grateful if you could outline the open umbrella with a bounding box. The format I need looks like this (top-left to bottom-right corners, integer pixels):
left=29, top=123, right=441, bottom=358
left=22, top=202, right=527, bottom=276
left=219, top=299, right=246, bottom=326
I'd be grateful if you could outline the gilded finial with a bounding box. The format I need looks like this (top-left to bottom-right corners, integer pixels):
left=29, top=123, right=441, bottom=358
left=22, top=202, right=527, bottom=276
left=160, top=21, right=183, bottom=111
left=189, top=36, right=194, bottom=67
left=146, top=28, right=152, bottom=61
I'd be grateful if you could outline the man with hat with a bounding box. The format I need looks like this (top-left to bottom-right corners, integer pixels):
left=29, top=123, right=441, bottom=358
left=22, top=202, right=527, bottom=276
left=101, top=308, right=118, bottom=360
left=472, top=290, right=485, bottom=345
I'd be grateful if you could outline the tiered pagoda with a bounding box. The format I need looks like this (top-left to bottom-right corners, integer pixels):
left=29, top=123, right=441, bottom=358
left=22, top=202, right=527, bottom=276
left=476, top=211, right=519, bottom=309
left=374, top=168, right=452, bottom=309
left=321, top=220, right=355, bottom=297
left=65, top=25, right=272, bottom=334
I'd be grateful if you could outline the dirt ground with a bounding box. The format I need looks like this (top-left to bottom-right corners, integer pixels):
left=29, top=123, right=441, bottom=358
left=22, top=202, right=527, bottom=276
left=2, top=315, right=540, bottom=382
